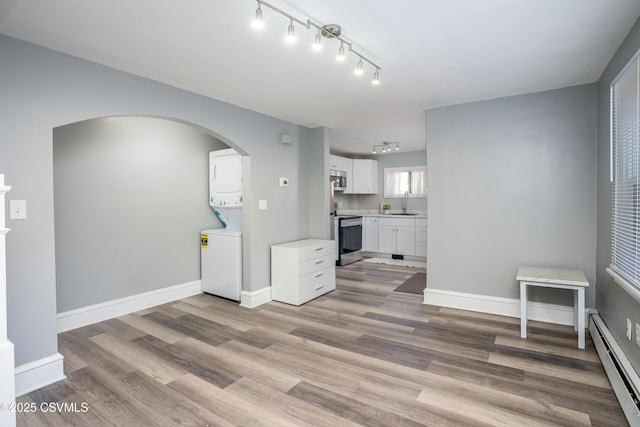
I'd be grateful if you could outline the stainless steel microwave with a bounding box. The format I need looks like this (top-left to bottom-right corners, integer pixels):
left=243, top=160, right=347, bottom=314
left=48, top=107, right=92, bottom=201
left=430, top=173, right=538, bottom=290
left=330, top=170, right=347, bottom=192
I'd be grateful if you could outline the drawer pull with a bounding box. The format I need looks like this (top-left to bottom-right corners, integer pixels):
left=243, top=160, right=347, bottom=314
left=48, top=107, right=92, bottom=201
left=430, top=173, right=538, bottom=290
left=314, top=272, right=324, bottom=278
left=314, top=285, right=325, bottom=291
left=314, top=246, right=324, bottom=251
left=314, top=260, right=324, bottom=265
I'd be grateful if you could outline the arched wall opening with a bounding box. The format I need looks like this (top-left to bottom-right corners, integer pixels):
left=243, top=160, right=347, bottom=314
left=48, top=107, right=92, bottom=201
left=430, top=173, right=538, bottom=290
left=53, top=116, right=249, bottom=314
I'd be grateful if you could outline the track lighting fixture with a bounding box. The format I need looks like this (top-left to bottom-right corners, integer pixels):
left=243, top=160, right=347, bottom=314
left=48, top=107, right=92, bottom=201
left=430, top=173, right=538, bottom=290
left=372, top=141, right=399, bottom=154
left=250, top=0, right=381, bottom=85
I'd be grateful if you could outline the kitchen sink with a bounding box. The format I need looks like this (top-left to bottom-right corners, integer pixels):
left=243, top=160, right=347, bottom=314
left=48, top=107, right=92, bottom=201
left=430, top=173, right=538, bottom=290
left=389, top=213, right=419, bottom=216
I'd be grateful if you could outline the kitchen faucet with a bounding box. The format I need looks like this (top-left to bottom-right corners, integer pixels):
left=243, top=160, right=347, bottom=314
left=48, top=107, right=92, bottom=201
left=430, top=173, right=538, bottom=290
left=402, top=190, right=409, bottom=214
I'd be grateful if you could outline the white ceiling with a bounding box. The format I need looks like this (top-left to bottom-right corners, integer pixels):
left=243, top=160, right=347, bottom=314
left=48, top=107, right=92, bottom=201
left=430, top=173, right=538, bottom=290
left=1, top=0, right=639, bottom=154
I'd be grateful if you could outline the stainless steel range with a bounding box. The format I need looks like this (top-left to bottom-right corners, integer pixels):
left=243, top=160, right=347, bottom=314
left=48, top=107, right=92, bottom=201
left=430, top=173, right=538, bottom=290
left=337, top=215, right=363, bottom=266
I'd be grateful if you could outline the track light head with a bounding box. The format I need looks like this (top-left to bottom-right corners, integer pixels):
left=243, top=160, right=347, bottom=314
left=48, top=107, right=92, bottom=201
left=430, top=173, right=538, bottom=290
left=372, top=69, right=380, bottom=85
left=253, top=2, right=264, bottom=29
left=354, top=58, right=364, bottom=75
left=337, top=42, right=346, bottom=61
left=312, top=30, right=322, bottom=50
left=285, top=19, right=295, bottom=43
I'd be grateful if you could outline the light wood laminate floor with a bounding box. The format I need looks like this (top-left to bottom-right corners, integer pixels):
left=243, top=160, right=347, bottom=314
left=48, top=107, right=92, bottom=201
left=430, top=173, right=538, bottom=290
left=17, top=261, right=627, bottom=426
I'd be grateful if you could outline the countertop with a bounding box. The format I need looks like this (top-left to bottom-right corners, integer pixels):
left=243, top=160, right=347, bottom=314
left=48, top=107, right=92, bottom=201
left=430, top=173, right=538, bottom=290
left=336, top=209, right=427, bottom=219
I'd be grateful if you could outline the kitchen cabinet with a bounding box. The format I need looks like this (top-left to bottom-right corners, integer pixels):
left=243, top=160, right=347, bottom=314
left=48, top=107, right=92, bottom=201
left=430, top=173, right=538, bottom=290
left=378, top=217, right=415, bottom=256
left=415, top=218, right=427, bottom=257
left=330, top=155, right=353, bottom=193
left=271, top=239, right=336, bottom=305
left=364, top=217, right=379, bottom=252
left=352, top=159, right=378, bottom=194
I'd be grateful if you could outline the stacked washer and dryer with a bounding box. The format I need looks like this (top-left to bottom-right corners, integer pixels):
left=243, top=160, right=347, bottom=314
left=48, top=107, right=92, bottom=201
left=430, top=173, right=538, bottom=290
left=201, top=148, right=243, bottom=301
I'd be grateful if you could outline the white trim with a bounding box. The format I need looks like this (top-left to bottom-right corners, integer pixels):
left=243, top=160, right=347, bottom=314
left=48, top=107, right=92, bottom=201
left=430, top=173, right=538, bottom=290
left=423, top=288, right=590, bottom=326
left=14, top=352, right=65, bottom=397
left=606, top=267, right=640, bottom=304
left=240, top=286, right=272, bottom=308
left=57, top=280, right=202, bottom=333
left=0, top=341, right=15, bottom=426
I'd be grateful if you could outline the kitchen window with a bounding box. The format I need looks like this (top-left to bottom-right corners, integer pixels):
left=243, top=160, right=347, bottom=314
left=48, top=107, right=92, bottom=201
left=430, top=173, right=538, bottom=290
left=609, top=49, right=640, bottom=298
left=383, top=166, right=427, bottom=198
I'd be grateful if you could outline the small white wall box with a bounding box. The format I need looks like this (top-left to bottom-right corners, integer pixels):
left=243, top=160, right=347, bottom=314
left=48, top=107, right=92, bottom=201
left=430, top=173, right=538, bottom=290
left=279, top=177, right=289, bottom=187
left=280, top=134, right=292, bottom=144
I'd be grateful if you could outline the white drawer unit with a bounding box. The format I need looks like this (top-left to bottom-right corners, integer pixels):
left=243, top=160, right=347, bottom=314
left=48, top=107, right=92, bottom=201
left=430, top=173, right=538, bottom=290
left=271, top=239, right=336, bottom=305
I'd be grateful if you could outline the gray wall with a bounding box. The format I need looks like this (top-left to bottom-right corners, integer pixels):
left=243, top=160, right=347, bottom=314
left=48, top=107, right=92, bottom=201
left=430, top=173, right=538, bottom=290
left=596, top=17, right=640, bottom=374
left=334, top=150, right=428, bottom=213
left=0, top=35, right=318, bottom=366
left=53, top=117, right=227, bottom=312
left=426, top=84, right=597, bottom=307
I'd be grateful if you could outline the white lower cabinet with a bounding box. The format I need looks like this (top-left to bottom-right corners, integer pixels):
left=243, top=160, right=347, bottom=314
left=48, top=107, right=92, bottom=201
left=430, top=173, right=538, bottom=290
left=378, top=217, right=416, bottom=256
left=415, top=218, right=427, bottom=257
left=364, top=217, right=379, bottom=252
left=271, top=239, right=336, bottom=305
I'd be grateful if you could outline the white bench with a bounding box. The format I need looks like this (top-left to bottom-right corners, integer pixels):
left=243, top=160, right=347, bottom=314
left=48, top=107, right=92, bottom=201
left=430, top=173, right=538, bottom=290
left=517, top=266, right=589, bottom=349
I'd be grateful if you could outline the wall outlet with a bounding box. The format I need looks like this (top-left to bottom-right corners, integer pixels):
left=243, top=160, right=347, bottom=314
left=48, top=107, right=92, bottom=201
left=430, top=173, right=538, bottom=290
left=636, top=323, right=640, bottom=347
left=626, top=318, right=632, bottom=341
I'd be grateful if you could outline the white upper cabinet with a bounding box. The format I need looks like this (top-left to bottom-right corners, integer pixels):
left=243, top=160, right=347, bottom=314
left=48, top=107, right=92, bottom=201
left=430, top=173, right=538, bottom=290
left=352, top=159, right=378, bottom=194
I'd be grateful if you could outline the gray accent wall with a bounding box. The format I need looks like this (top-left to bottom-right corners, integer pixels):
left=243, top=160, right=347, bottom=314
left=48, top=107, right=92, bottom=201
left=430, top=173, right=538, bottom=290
left=0, top=34, right=321, bottom=366
left=426, top=85, right=598, bottom=307
left=596, top=17, right=640, bottom=374
left=53, top=117, right=227, bottom=312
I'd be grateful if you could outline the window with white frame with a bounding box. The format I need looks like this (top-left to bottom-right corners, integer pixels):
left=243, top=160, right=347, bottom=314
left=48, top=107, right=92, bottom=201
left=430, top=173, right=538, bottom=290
left=383, top=166, right=427, bottom=198
left=610, top=50, right=640, bottom=293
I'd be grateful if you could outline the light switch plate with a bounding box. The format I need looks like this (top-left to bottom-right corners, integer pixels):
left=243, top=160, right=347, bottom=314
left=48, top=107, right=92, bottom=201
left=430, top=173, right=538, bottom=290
left=9, top=200, right=27, bottom=220
left=259, top=199, right=267, bottom=210
left=636, top=323, right=640, bottom=347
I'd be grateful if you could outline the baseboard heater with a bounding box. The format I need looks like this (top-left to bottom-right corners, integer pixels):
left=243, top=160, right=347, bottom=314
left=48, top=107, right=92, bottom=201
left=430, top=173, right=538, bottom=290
left=589, top=313, right=640, bottom=426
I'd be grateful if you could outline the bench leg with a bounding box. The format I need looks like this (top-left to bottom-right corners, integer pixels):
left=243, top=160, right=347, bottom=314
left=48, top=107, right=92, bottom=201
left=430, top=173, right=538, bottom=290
left=578, top=287, right=585, bottom=349
left=573, top=290, right=578, bottom=331
left=520, top=281, right=527, bottom=339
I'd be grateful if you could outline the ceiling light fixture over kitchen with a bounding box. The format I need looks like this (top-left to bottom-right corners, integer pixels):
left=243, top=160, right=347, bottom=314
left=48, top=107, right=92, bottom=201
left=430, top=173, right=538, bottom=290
left=372, top=142, right=399, bottom=154
left=251, top=0, right=381, bottom=85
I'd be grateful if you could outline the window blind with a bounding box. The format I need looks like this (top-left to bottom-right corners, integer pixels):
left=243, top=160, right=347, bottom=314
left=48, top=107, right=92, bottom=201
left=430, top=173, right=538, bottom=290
left=611, top=55, right=640, bottom=291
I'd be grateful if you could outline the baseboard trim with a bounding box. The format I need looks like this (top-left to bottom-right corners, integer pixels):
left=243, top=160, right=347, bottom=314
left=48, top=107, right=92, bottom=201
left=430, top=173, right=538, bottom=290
left=423, top=288, right=589, bottom=326
left=57, top=280, right=202, bottom=333
left=240, top=286, right=271, bottom=308
left=15, top=352, right=65, bottom=397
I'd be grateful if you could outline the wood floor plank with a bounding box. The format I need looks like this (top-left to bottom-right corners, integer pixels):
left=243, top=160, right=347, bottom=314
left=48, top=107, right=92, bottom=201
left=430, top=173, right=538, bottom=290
left=117, top=312, right=187, bottom=344
left=15, top=259, right=627, bottom=426
left=175, top=336, right=301, bottom=392
left=287, top=381, right=430, bottom=427
left=90, top=332, right=186, bottom=385
left=227, top=377, right=363, bottom=427
left=167, top=373, right=293, bottom=427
